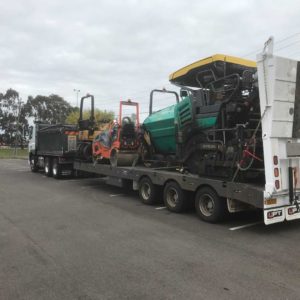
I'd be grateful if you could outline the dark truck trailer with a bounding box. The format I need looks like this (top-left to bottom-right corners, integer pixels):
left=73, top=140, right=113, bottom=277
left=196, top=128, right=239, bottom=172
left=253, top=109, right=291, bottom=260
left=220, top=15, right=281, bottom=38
left=28, top=123, right=78, bottom=178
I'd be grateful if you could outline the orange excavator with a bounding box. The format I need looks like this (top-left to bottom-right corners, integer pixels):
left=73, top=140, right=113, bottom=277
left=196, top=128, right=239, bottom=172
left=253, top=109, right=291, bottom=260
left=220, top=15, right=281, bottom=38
left=92, top=100, right=140, bottom=167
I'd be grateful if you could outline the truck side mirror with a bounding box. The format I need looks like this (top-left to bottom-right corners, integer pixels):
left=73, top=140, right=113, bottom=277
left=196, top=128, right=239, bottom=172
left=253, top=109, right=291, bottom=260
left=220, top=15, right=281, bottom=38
left=28, top=126, right=33, bottom=139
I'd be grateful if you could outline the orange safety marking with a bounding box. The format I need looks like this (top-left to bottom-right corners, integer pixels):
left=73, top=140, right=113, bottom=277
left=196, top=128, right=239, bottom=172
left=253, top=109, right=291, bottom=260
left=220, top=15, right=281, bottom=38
left=64, top=131, right=79, bottom=135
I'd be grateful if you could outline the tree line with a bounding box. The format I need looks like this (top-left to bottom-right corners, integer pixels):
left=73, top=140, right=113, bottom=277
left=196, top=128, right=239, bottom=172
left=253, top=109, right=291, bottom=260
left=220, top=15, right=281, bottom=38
left=0, top=88, right=114, bottom=146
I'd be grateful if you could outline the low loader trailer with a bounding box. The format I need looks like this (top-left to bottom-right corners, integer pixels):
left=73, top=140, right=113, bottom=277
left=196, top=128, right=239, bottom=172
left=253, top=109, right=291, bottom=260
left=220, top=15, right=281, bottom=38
left=29, top=38, right=300, bottom=225
left=74, top=160, right=263, bottom=222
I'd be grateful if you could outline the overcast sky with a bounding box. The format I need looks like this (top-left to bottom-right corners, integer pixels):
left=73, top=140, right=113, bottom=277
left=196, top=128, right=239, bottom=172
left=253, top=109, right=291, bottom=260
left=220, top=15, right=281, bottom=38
left=1, top=0, right=300, bottom=118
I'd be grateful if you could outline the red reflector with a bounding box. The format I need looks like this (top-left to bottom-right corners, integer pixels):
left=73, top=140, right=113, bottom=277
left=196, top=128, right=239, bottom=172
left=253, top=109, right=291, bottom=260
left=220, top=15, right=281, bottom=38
left=274, top=168, right=279, bottom=177
left=275, top=180, right=280, bottom=189
left=273, top=155, right=278, bottom=165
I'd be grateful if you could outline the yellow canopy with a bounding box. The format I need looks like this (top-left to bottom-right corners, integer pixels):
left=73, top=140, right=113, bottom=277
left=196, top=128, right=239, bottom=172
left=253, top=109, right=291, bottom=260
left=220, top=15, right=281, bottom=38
left=169, top=54, right=256, bottom=87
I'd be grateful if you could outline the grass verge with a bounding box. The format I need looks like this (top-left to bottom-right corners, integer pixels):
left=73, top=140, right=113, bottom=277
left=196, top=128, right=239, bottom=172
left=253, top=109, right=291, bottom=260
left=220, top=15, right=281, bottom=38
left=0, top=148, right=28, bottom=159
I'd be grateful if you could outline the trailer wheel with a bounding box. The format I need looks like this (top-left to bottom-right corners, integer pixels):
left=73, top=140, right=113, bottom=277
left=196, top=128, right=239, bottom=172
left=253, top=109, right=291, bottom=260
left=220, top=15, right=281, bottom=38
left=52, top=158, right=61, bottom=179
left=29, top=155, right=38, bottom=172
left=44, top=157, right=52, bottom=177
left=138, top=177, right=159, bottom=205
left=163, top=181, right=187, bottom=213
left=195, top=187, right=227, bottom=223
left=110, top=148, right=118, bottom=167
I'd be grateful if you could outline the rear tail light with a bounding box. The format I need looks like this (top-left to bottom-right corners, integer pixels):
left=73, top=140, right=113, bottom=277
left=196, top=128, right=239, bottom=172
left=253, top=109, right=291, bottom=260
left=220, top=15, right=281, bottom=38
left=288, top=207, right=296, bottom=215
left=273, top=155, right=278, bottom=165
left=275, top=180, right=280, bottom=189
left=267, top=210, right=283, bottom=219
left=274, top=168, right=279, bottom=177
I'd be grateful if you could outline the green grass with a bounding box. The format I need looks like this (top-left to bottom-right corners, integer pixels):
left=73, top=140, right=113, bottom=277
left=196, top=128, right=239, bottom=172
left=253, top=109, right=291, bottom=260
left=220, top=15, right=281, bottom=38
left=0, top=148, right=28, bottom=159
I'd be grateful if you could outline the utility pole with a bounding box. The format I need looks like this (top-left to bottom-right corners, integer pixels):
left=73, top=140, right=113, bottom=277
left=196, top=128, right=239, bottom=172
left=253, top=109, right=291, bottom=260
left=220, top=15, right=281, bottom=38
left=73, top=89, right=80, bottom=107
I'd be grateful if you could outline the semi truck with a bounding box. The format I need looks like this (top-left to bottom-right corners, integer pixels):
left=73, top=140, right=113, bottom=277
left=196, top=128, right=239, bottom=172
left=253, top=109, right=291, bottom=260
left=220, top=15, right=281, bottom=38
left=28, top=122, right=78, bottom=178
left=29, top=37, right=300, bottom=225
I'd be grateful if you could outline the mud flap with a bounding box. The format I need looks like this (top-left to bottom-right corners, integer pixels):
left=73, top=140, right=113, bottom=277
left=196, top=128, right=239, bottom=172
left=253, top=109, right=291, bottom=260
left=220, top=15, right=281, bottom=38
left=264, top=208, right=285, bottom=225
left=285, top=204, right=300, bottom=221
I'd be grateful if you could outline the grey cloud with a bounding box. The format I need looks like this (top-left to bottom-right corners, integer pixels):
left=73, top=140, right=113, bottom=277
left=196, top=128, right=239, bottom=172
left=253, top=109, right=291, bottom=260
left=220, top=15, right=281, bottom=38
left=0, top=0, right=300, bottom=117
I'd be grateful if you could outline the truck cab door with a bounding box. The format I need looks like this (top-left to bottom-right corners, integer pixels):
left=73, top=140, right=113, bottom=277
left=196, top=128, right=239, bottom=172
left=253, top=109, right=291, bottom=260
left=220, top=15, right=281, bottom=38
left=28, top=125, right=36, bottom=153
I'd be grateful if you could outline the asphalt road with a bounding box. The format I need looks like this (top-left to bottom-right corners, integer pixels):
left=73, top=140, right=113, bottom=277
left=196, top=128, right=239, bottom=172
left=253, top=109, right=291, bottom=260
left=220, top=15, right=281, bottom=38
left=1, top=159, right=300, bottom=300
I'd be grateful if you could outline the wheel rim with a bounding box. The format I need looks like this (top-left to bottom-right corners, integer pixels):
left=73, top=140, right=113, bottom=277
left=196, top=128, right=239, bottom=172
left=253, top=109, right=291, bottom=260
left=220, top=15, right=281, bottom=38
left=166, top=187, right=179, bottom=208
left=141, top=182, right=151, bottom=200
left=199, top=194, right=215, bottom=217
left=45, top=165, right=49, bottom=173
left=53, top=164, right=57, bottom=175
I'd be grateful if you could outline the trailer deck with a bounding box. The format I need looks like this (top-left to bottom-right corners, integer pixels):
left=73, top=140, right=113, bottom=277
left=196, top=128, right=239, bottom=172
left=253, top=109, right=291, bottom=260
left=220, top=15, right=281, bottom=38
left=74, top=161, right=264, bottom=208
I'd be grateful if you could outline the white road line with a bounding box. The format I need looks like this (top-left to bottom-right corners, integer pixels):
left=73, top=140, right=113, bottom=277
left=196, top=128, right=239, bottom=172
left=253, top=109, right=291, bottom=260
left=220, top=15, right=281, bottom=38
left=64, top=179, right=81, bottom=182
left=55, top=178, right=105, bottom=182
left=155, top=206, right=167, bottom=210
left=66, top=178, right=96, bottom=182
left=109, top=194, right=124, bottom=197
left=229, top=221, right=262, bottom=231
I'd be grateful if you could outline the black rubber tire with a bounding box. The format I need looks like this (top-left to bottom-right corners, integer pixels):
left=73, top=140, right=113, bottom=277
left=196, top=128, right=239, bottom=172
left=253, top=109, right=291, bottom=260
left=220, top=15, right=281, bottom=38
left=110, top=148, right=118, bottom=167
left=183, top=133, right=207, bottom=175
left=44, top=157, right=52, bottom=177
left=82, top=143, right=93, bottom=161
left=52, top=158, right=61, bottom=179
left=70, top=168, right=76, bottom=178
left=163, top=181, right=188, bottom=213
left=29, top=155, right=38, bottom=172
left=138, top=177, right=160, bottom=205
left=195, top=187, right=227, bottom=223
